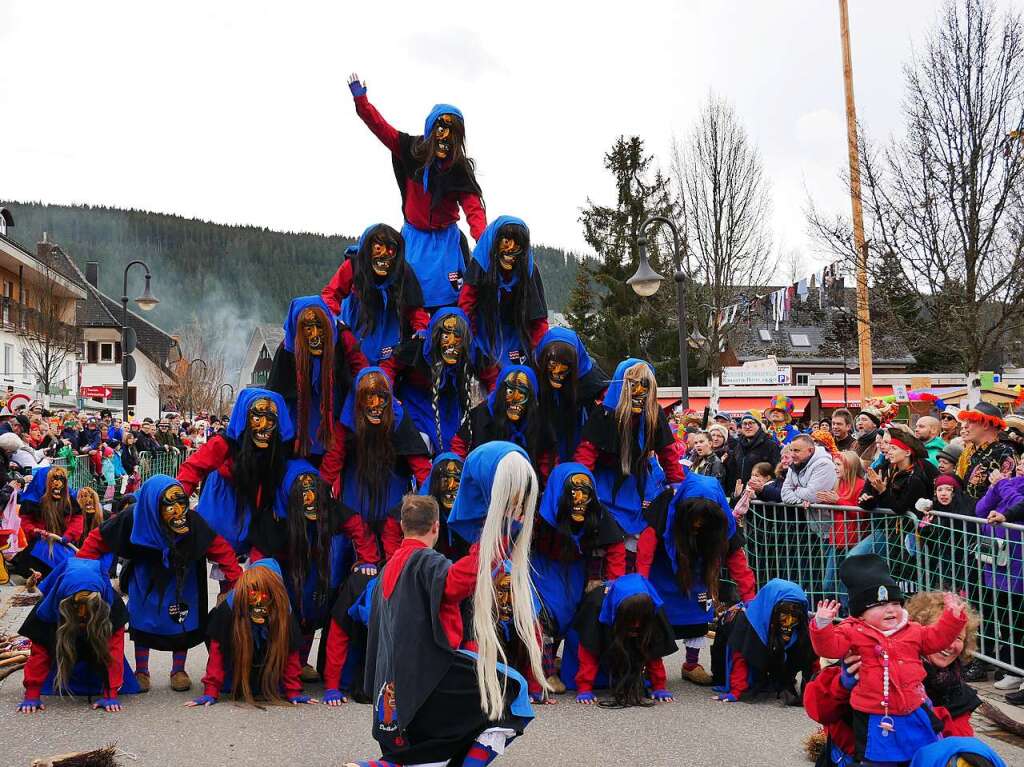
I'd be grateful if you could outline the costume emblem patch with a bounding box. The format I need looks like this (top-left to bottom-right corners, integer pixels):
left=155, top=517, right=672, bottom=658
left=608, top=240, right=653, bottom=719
left=448, top=271, right=463, bottom=291
left=376, top=681, right=398, bottom=732
left=877, top=586, right=888, bottom=601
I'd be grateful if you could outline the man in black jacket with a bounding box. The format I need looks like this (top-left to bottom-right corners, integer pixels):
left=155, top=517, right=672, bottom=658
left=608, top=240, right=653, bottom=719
left=733, top=413, right=781, bottom=496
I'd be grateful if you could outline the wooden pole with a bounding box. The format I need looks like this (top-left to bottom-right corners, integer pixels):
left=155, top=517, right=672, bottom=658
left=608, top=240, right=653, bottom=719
left=838, top=0, right=874, bottom=403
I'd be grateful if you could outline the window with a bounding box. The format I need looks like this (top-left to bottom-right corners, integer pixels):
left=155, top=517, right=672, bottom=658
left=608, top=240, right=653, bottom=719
left=100, top=342, right=115, bottom=362
left=87, top=341, right=99, bottom=364
left=790, top=333, right=811, bottom=347
left=22, top=348, right=31, bottom=383
left=796, top=373, right=810, bottom=385
left=3, top=344, right=11, bottom=376
left=2, top=280, right=12, bottom=298
left=758, top=328, right=772, bottom=342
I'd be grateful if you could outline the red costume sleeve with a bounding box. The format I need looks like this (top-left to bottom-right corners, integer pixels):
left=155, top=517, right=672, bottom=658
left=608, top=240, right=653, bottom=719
left=725, top=547, right=757, bottom=602
left=636, top=527, right=658, bottom=579
left=22, top=641, right=51, bottom=699
left=603, top=541, right=626, bottom=580
left=918, top=609, right=969, bottom=655
left=808, top=620, right=854, bottom=660
left=459, top=193, right=487, bottom=241
left=322, top=618, right=350, bottom=691
left=646, top=657, right=668, bottom=691
left=727, top=650, right=750, bottom=699
left=658, top=441, right=684, bottom=483
left=203, top=639, right=226, bottom=698
left=457, top=284, right=478, bottom=333
left=573, top=440, right=599, bottom=472
left=105, top=627, right=126, bottom=698
left=61, top=512, right=84, bottom=544
left=935, top=706, right=974, bottom=737
left=406, top=454, right=432, bottom=486
left=341, top=327, right=368, bottom=379
left=177, top=436, right=230, bottom=497
left=443, top=542, right=480, bottom=605
left=353, top=94, right=400, bottom=154
left=282, top=650, right=303, bottom=699
left=340, top=513, right=381, bottom=564
left=406, top=306, right=430, bottom=335
left=536, top=450, right=554, bottom=485
left=575, top=642, right=600, bottom=693
left=319, top=423, right=348, bottom=497
left=379, top=355, right=401, bottom=385
left=803, top=665, right=853, bottom=725
left=528, top=317, right=550, bottom=350
left=19, top=514, right=44, bottom=541
left=75, top=527, right=110, bottom=559
left=381, top=518, right=404, bottom=561
left=321, top=259, right=354, bottom=316
left=478, top=365, right=499, bottom=394
left=206, top=535, right=242, bottom=586
left=449, top=433, right=470, bottom=460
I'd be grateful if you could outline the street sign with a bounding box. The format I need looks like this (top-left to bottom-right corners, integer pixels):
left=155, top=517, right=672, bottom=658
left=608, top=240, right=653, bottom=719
left=721, top=365, right=792, bottom=386
left=80, top=386, right=113, bottom=399
left=121, top=355, right=136, bottom=383
left=122, top=326, right=137, bottom=355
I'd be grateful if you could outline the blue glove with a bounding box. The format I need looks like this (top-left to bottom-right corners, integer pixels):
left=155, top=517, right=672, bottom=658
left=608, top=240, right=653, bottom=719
left=322, top=688, right=347, bottom=705
left=348, top=78, right=366, bottom=98
left=575, top=692, right=596, bottom=703
left=650, top=689, right=674, bottom=702
left=840, top=661, right=858, bottom=691
left=529, top=691, right=546, bottom=703
left=714, top=692, right=737, bottom=702
left=190, top=694, right=217, bottom=706
left=289, top=694, right=314, bottom=705
left=92, top=697, right=120, bottom=711
left=17, top=698, right=43, bottom=712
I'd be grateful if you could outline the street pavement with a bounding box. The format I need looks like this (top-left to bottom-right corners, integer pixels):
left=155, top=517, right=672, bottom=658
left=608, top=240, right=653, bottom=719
left=2, top=588, right=1022, bottom=767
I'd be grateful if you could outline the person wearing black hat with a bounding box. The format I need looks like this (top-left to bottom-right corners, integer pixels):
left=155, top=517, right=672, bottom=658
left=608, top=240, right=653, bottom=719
left=959, top=403, right=1016, bottom=503
left=810, top=554, right=967, bottom=764
left=859, top=428, right=938, bottom=516
left=853, top=407, right=883, bottom=463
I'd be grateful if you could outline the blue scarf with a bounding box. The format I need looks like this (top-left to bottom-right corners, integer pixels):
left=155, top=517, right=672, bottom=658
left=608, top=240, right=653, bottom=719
left=447, top=441, right=529, bottom=544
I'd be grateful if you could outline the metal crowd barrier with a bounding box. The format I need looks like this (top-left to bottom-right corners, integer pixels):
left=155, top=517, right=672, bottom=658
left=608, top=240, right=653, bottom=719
left=745, top=500, right=1024, bottom=676
left=48, top=448, right=193, bottom=493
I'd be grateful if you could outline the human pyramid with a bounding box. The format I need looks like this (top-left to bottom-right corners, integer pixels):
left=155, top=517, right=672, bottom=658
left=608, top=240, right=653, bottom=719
left=10, top=74, right=1004, bottom=767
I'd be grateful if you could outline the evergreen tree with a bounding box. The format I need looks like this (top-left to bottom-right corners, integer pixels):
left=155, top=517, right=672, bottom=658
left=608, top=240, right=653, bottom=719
left=566, top=266, right=597, bottom=339
left=577, top=136, right=681, bottom=383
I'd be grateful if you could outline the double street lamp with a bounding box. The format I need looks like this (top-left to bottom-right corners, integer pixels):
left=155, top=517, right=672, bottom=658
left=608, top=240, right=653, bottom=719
left=627, top=216, right=689, bottom=409
left=120, top=261, right=159, bottom=423
left=188, top=358, right=208, bottom=422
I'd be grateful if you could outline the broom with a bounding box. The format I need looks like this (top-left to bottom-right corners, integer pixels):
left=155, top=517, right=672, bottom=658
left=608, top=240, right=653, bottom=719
left=31, top=744, right=121, bottom=767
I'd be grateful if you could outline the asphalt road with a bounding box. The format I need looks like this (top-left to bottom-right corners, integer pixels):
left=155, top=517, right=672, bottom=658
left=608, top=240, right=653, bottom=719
left=2, top=592, right=1022, bottom=767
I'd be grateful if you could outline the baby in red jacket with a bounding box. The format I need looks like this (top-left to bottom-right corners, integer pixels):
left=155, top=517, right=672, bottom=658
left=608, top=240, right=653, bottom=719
left=809, top=554, right=967, bottom=764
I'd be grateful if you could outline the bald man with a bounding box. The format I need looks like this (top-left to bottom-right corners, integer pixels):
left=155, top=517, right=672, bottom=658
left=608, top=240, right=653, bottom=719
left=914, top=415, right=946, bottom=467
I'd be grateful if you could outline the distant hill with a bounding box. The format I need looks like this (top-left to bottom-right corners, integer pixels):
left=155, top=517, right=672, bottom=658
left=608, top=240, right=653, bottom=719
left=0, top=201, right=589, bottom=343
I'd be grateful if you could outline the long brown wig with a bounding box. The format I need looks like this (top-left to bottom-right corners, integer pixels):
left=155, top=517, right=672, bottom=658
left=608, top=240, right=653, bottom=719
left=613, top=362, right=659, bottom=478
left=354, top=371, right=396, bottom=522
left=671, top=498, right=729, bottom=602
left=294, top=304, right=336, bottom=456
left=54, top=591, right=112, bottom=694
left=40, top=466, right=72, bottom=535
left=284, top=474, right=333, bottom=623
left=601, top=593, right=658, bottom=709
left=77, top=486, right=103, bottom=540
left=229, top=566, right=291, bottom=706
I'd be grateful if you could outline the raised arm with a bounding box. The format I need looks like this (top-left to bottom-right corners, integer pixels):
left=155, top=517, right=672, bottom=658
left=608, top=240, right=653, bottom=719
left=349, top=73, right=400, bottom=154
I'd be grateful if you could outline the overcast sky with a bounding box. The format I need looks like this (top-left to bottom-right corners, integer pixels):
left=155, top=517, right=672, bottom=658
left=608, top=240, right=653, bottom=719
left=3, top=0, right=1022, bottom=270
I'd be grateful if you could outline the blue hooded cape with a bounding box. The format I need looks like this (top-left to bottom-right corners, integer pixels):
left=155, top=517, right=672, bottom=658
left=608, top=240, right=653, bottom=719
left=485, top=364, right=539, bottom=450
left=341, top=224, right=404, bottom=366
left=534, top=328, right=597, bottom=459
left=447, top=441, right=529, bottom=544
left=469, top=216, right=536, bottom=365
left=397, top=306, right=471, bottom=454
left=282, top=295, right=338, bottom=455
left=417, top=451, right=463, bottom=496
left=743, top=579, right=808, bottom=647
left=198, top=388, right=293, bottom=554
left=601, top=358, right=652, bottom=410
left=421, top=104, right=464, bottom=194
left=36, top=556, right=117, bottom=625
left=598, top=573, right=664, bottom=625
left=273, top=458, right=320, bottom=522
left=909, top=737, right=1007, bottom=767
left=649, top=470, right=735, bottom=627
left=21, top=466, right=79, bottom=572
left=340, top=367, right=405, bottom=432
left=22, top=466, right=64, bottom=505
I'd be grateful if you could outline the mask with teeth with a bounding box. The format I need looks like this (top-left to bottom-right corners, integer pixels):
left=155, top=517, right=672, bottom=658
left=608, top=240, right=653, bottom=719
left=497, top=236, right=522, bottom=273
left=433, top=114, right=455, bottom=160
left=547, top=360, right=570, bottom=390
left=358, top=373, right=392, bottom=427
left=300, top=308, right=325, bottom=356
left=159, top=483, right=190, bottom=536
left=502, top=371, right=532, bottom=422
left=771, top=602, right=804, bottom=645
left=436, top=459, right=462, bottom=511
left=629, top=378, right=650, bottom=414
left=248, top=588, right=270, bottom=624
left=48, top=468, right=68, bottom=501
left=437, top=315, right=464, bottom=366
left=369, top=239, right=398, bottom=278
left=298, top=473, right=319, bottom=521
left=494, top=570, right=513, bottom=622
left=247, top=398, right=279, bottom=448
left=566, top=473, right=593, bottom=528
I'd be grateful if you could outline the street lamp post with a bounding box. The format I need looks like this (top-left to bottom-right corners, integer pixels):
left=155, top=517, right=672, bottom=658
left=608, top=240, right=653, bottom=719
left=188, top=358, right=208, bottom=422
left=120, top=261, right=159, bottom=424
left=218, top=383, right=235, bottom=421
left=627, top=216, right=688, bottom=409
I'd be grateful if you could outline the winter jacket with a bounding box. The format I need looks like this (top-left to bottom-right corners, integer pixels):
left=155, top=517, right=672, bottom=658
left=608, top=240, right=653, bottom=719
left=974, top=476, right=1024, bottom=593
left=809, top=607, right=967, bottom=716
left=830, top=477, right=867, bottom=548
left=735, top=428, right=782, bottom=486
left=781, top=446, right=837, bottom=506
left=853, top=430, right=880, bottom=463
left=691, top=452, right=726, bottom=491
left=923, top=436, right=946, bottom=467
left=860, top=460, right=938, bottom=516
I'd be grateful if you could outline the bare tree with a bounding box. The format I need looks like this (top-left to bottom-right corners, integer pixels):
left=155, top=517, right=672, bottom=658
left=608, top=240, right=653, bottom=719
left=809, top=0, right=1024, bottom=375
left=671, top=93, right=776, bottom=381
left=159, top=319, right=223, bottom=419
left=22, top=255, right=80, bottom=396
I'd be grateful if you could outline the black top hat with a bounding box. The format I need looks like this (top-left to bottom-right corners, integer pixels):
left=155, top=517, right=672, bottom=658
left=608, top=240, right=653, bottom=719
left=839, top=554, right=903, bottom=617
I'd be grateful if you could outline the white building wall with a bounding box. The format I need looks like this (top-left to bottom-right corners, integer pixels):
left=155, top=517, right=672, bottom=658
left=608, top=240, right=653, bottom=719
left=79, top=328, right=169, bottom=420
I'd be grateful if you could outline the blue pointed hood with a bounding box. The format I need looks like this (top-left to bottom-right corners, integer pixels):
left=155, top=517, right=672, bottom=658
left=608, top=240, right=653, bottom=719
left=599, top=574, right=664, bottom=625
left=282, top=295, right=337, bottom=353
left=348, top=575, right=380, bottom=626
left=274, top=458, right=320, bottom=521
left=743, top=579, right=808, bottom=646
left=22, top=466, right=58, bottom=504
left=447, top=441, right=530, bottom=544
left=486, top=364, right=539, bottom=416
left=537, top=462, right=596, bottom=544
left=423, top=104, right=464, bottom=138
left=471, top=215, right=535, bottom=276
left=340, top=367, right=404, bottom=432
left=422, top=306, right=471, bottom=364
left=227, top=388, right=294, bottom=444
left=419, top=451, right=463, bottom=495
left=36, top=556, right=117, bottom=624
left=128, top=475, right=182, bottom=558
left=664, top=471, right=735, bottom=574
left=909, top=737, right=1007, bottom=767
left=534, top=327, right=594, bottom=378
left=602, top=358, right=653, bottom=410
